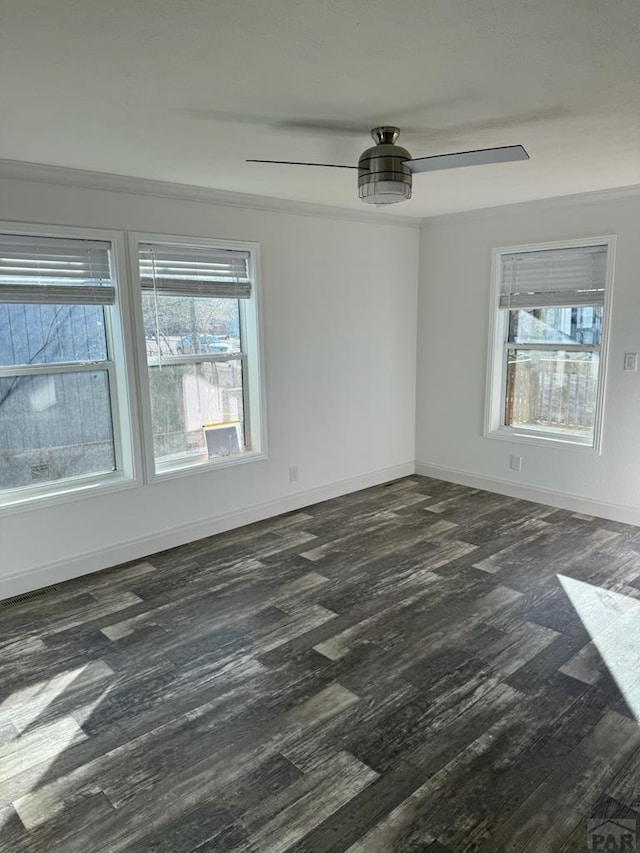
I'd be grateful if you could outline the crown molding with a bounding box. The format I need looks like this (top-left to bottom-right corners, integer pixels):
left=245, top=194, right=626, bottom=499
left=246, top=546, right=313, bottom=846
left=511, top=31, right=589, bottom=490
left=420, top=182, right=640, bottom=227
left=0, top=158, right=419, bottom=229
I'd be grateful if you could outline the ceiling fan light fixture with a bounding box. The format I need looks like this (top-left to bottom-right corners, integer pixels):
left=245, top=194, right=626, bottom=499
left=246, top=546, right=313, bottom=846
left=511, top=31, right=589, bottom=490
left=357, top=127, right=412, bottom=206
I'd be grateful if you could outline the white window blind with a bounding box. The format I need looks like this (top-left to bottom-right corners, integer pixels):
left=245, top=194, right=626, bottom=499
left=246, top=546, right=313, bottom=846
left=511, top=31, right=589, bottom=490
left=500, top=244, right=607, bottom=309
left=138, top=243, right=251, bottom=299
left=0, top=234, right=114, bottom=305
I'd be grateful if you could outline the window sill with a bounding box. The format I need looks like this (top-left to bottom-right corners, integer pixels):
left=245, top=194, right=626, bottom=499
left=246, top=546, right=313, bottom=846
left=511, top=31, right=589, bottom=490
left=485, top=426, right=597, bottom=452
left=0, top=471, right=140, bottom=517
left=150, top=449, right=268, bottom=482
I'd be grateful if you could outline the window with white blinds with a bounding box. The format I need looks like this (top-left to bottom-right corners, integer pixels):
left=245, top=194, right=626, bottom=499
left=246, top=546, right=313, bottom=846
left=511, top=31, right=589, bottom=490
left=499, top=244, right=607, bottom=309
left=0, top=228, right=132, bottom=506
left=135, top=236, right=263, bottom=476
left=0, top=234, right=115, bottom=305
left=486, top=238, right=614, bottom=450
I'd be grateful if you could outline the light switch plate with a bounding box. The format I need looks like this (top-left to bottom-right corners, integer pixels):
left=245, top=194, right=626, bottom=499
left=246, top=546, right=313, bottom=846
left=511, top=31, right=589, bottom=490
left=624, top=353, right=638, bottom=372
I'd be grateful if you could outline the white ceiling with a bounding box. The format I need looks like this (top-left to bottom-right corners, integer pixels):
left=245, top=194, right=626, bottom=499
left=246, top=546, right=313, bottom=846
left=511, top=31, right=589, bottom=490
left=1, top=0, right=639, bottom=219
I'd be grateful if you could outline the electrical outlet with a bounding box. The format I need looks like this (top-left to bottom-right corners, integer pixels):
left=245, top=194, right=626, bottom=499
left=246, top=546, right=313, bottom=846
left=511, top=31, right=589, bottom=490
left=288, top=466, right=299, bottom=483
left=510, top=455, right=522, bottom=472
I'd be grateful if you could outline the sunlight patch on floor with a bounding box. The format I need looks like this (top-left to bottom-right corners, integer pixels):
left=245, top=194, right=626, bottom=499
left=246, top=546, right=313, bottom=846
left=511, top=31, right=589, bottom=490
left=558, top=574, right=640, bottom=721
left=0, top=665, right=116, bottom=830
left=11, top=685, right=114, bottom=830
left=0, top=666, right=88, bottom=734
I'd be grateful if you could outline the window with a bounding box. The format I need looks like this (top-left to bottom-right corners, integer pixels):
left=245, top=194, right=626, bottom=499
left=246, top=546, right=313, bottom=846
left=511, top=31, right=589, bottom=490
left=0, top=230, right=131, bottom=504
left=486, top=239, right=614, bottom=448
left=135, top=237, right=264, bottom=475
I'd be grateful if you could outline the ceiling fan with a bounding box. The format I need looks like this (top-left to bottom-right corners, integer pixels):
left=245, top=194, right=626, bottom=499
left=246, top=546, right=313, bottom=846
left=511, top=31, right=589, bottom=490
left=247, top=126, right=529, bottom=206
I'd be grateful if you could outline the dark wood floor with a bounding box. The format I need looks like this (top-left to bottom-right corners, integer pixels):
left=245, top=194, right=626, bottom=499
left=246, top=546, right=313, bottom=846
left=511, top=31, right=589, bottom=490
left=2, top=476, right=640, bottom=852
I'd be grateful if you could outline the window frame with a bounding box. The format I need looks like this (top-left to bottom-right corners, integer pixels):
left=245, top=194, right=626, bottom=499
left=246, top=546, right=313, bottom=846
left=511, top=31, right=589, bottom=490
left=128, top=232, right=267, bottom=482
left=0, top=222, right=139, bottom=514
left=484, top=236, right=616, bottom=453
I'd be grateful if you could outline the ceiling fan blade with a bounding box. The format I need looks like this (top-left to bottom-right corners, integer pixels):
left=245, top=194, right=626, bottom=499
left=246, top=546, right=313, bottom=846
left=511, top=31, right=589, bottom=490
left=406, top=144, right=529, bottom=174
left=246, top=159, right=358, bottom=169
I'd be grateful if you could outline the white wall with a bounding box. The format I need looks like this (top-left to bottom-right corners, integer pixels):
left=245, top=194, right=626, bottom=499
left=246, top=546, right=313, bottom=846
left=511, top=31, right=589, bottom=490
left=0, top=173, right=418, bottom=597
left=416, top=188, right=640, bottom=524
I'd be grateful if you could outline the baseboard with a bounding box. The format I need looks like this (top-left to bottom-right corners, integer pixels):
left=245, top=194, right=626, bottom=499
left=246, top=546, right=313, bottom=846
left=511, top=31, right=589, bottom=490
left=415, top=461, right=640, bottom=527
left=0, top=461, right=415, bottom=600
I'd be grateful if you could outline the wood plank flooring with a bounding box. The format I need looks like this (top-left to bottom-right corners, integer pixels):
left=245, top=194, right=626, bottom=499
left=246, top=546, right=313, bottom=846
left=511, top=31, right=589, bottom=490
left=2, top=475, right=640, bottom=851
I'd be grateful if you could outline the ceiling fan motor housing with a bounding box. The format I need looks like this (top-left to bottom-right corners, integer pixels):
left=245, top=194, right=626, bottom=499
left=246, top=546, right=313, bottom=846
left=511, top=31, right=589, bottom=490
left=358, top=126, right=412, bottom=204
